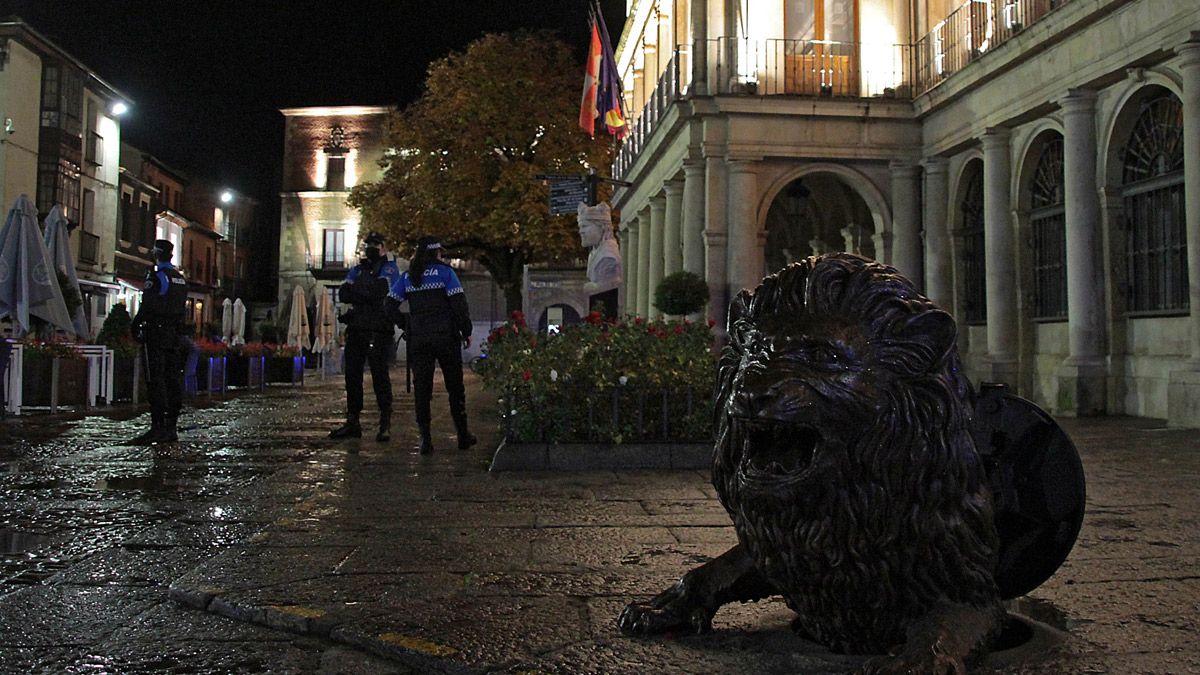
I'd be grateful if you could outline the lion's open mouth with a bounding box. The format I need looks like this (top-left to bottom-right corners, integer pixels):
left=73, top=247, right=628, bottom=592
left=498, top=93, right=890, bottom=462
left=734, top=418, right=822, bottom=479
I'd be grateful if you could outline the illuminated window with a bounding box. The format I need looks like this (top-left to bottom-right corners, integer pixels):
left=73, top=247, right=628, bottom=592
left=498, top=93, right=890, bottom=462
left=323, top=229, right=346, bottom=268
left=782, top=0, right=858, bottom=95
left=327, top=156, right=346, bottom=191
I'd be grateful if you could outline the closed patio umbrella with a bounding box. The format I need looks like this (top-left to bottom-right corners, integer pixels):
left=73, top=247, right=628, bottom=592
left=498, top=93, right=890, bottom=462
left=0, top=195, right=74, bottom=336
left=286, top=285, right=311, bottom=350
left=312, top=288, right=334, bottom=354
left=221, top=298, right=233, bottom=343
left=42, top=205, right=89, bottom=337
left=231, top=299, right=247, bottom=346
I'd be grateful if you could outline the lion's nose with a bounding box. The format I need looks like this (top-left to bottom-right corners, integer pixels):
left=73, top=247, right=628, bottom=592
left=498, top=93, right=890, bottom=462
left=735, top=375, right=798, bottom=419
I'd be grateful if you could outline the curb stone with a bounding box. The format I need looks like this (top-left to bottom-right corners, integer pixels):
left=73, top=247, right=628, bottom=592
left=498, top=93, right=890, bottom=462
left=170, top=578, right=473, bottom=674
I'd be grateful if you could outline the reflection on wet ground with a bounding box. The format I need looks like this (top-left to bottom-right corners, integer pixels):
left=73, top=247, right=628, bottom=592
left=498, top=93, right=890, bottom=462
left=1, top=379, right=1198, bottom=673
left=0, top=384, right=409, bottom=672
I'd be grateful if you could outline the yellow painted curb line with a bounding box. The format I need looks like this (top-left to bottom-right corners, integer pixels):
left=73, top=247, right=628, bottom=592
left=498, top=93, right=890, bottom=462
left=377, top=632, right=458, bottom=657
left=268, top=605, right=327, bottom=619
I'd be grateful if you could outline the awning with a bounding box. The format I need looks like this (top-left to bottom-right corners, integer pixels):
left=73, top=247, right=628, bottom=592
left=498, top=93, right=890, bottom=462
left=77, top=278, right=121, bottom=292
left=117, top=277, right=144, bottom=293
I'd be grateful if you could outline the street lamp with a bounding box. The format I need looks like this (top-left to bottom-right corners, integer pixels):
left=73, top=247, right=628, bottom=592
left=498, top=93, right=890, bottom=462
left=219, top=190, right=237, bottom=300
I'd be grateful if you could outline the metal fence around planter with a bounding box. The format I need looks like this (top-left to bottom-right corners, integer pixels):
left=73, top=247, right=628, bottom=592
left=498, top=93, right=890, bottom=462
left=502, top=382, right=713, bottom=444
left=109, top=353, right=152, bottom=404
left=2, top=341, right=116, bottom=414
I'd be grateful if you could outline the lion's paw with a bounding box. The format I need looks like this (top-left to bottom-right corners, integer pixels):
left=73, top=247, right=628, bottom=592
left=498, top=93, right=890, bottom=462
left=618, top=598, right=713, bottom=636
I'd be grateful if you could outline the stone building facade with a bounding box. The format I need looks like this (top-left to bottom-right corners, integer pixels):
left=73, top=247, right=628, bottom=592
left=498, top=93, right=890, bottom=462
left=0, top=19, right=128, bottom=336
left=613, top=0, right=1200, bottom=426
left=277, top=106, right=392, bottom=318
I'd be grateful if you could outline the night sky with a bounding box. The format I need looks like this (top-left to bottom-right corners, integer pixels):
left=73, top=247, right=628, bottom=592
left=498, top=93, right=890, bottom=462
left=1, top=0, right=627, bottom=224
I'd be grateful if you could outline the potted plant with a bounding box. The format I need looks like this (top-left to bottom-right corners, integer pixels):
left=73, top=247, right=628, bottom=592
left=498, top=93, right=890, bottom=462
left=227, top=341, right=267, bottom=389
left=20, top=336, right=87, bottom=409
left=95, top=303, right=143, bottom=403
left=191, top=338, right=228, bottom=394
left=265, top=343, right=303, bottom=385
left=653, top=271, right=710, bottom=319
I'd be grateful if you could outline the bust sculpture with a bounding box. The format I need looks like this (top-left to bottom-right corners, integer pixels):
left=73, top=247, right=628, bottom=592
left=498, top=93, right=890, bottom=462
left=578, top=202, right=622, bottom=292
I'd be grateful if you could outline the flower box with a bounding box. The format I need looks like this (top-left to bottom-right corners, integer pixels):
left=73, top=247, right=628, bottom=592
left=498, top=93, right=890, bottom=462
left=226, top=355, right=266, bottom=389
left=265, top=355, right=304, bottom=385
left=111, top=354, right=147, bottom=403
left=21, top=356, right=88, bottom=409
left=190, top=355, right=227, bottom=394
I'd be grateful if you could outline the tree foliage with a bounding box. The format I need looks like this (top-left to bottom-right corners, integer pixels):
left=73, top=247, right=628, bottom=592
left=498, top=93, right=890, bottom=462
left=348, top=31, right=615, bottom=311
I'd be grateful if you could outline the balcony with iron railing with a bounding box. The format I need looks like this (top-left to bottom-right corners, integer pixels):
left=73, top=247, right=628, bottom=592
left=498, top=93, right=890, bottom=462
left=614, top=0, right=1075, bottom=179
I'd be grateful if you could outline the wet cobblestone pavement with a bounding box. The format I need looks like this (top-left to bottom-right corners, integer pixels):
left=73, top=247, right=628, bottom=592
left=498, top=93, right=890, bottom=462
left=1, top=372, right=1198, bottom=673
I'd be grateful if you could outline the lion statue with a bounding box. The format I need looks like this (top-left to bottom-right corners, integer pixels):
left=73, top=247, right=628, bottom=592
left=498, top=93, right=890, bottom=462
left=619, top=253, right=1004, bottom=674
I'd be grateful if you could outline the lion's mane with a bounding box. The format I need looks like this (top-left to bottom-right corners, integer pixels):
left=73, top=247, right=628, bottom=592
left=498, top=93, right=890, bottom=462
left=713, top=253, right=999, bottom=654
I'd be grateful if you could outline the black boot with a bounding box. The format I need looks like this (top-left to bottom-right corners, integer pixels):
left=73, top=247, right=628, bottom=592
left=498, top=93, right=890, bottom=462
left=160, top=414, right=179, bottom=442
left=418, top=423, right=433, bottom=454
left=453, top=413, right=477, bottom=450
left=376, top=411, right=391, bottom=443
left=330, top=414, right=362, bottom=439
left=129, top=413, right=162, bottom=445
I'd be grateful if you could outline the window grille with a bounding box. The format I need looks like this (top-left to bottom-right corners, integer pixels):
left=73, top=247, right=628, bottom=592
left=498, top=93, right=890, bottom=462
left=1122, top=92, right=1187, bottom=315
left=1030, top=137, right=1066, bottom=320
left=961, top=164, right=986, bottom=324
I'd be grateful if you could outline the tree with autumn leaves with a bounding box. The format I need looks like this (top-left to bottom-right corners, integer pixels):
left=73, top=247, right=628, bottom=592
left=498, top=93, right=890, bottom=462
left=348, top=31, right=615, bottom=312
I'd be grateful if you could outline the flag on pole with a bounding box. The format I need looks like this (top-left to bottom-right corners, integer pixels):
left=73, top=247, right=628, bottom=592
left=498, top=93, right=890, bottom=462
left=579, top=3, right=626, bottom=138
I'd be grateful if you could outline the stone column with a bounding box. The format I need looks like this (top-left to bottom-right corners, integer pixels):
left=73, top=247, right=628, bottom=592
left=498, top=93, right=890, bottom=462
left=727, top=159, right=762, bottom=295
left=982, top=128, right=1019, bottom=385
left=922, top=157, right=952, bottom=308
left=1168, top=37, right=1200, bottom=426
left=889, top=160, right=923, bottom=287
left=1058, top=89, right=1107, bottom=414
left=663, top=178, right=685, bottom=278
left=705, top=156, right=730, bottom=329
left=682, top=160, right=707, bottom=277
left=637, top=208, right=652, bottom=317
left=624, top=223, right=633, bottom=312
left=691, top=0, right=708, bottom=95
left=648, top=194, right=667, bottom=319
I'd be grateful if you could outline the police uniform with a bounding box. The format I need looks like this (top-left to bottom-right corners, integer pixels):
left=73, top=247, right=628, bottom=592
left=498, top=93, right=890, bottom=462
left=391, top=241, right=474, bottom=453
left=130, top=240, right=188, bottom=444
left=331, top=234, right=403, bottom=441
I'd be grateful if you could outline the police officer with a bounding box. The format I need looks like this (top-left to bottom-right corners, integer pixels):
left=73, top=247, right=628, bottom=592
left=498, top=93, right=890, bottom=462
left=392, top=236, right=475, bottom=454
left=130, top=239, right=188, bottom=444
left=330, top=232, right=403, bottom=442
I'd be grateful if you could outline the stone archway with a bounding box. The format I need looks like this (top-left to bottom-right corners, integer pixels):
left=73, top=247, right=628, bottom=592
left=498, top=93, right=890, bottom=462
left=763, top=173, right=877, bottom=274
left=759, top=165, right=889, bottom=273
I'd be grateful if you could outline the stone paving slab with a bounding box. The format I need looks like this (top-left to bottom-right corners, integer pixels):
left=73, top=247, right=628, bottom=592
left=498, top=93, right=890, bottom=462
left=149, top=375, right=1200, bottom=674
